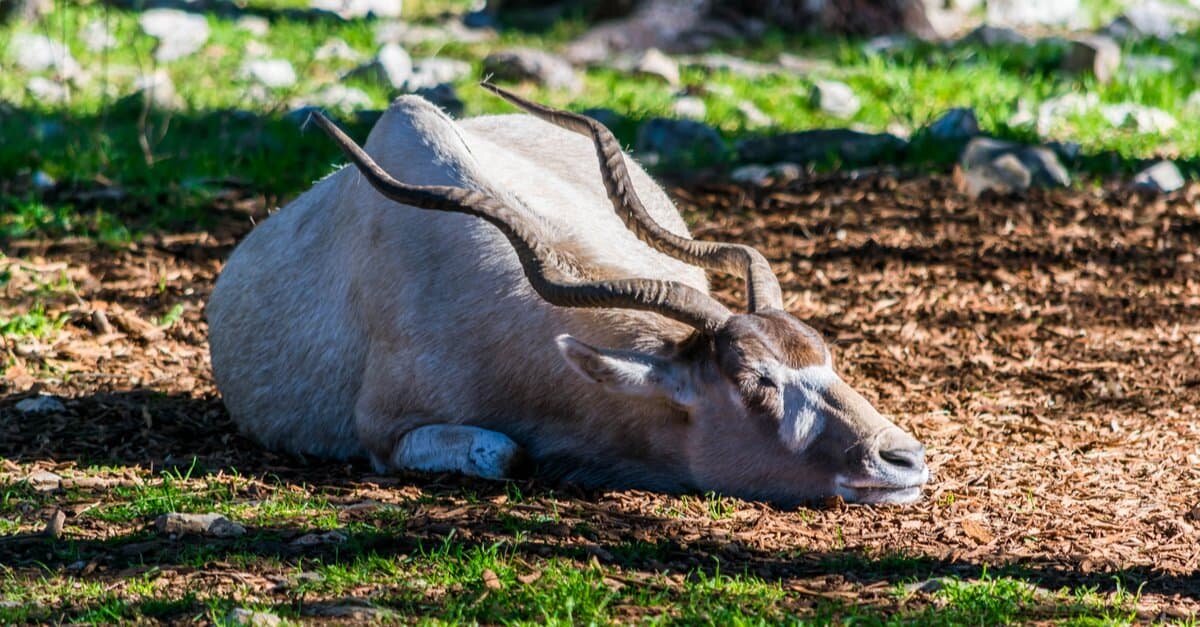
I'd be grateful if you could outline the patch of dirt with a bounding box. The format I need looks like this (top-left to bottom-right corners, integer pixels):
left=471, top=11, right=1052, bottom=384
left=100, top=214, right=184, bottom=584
left=1, top=175, right=1198, bottom=619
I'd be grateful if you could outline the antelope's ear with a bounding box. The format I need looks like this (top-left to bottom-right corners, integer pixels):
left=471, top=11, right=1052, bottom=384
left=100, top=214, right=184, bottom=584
left=555, top=335, right=695, bottom=406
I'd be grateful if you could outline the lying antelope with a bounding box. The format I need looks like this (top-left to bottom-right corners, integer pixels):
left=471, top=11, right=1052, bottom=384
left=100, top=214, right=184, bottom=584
left=207, top=84, right=929, bottom=505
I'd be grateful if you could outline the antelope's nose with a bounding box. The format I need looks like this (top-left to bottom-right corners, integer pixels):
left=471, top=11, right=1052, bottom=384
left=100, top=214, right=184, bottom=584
left=878, top=444, right=925, bottom=471
left=873, top=429, right=928, bottom=480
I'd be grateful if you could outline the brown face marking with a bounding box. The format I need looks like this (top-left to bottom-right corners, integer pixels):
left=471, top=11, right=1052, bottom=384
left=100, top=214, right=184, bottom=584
left=715, top=312, right=829, bottom=373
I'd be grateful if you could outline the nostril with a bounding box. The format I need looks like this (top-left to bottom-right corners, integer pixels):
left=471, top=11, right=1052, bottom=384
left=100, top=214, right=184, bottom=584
left=878, top=445, right=925, bottom=471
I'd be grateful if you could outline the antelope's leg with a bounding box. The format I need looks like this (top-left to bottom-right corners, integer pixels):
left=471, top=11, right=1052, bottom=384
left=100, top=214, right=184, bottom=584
left=381, top=423, right=528, bottom=480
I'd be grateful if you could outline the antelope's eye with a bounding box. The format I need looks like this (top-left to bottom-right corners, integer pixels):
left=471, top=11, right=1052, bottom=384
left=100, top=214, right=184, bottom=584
left=757, top=374, right=777, bottom=389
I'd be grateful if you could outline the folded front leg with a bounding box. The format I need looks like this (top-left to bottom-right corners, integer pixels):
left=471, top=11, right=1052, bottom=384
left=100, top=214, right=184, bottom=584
left=388, top=424, right=527, bottom=480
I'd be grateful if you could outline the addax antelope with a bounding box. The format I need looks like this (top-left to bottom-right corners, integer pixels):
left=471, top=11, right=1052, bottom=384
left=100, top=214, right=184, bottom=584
left=206, top=84, right=929, bottom=505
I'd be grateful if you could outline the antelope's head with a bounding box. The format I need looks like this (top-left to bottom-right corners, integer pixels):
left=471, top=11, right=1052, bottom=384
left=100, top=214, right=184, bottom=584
left=313, top=83, right=929, bottom=506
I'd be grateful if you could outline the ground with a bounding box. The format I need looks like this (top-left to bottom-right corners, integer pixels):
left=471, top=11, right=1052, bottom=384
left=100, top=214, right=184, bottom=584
left=1, top=175, right=1197, bottom=623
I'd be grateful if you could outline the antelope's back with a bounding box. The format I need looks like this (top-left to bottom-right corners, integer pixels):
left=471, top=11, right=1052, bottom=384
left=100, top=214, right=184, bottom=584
left=207, top=96, right=706, bottom=458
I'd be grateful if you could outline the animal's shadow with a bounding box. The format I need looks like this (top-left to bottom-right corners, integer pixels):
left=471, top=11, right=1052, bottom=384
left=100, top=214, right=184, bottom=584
left=1, top=389, right=1197, bottom=612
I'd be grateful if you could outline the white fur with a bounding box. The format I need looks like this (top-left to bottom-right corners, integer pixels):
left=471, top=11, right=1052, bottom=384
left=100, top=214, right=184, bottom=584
left=392, top=425, right=522, bottom=479
left=778, top=365, right=837, bottom=453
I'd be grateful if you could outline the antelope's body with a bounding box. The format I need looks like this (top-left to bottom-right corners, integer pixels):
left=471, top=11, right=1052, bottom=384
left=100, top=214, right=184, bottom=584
left=208, top=88, right=930, bottom=505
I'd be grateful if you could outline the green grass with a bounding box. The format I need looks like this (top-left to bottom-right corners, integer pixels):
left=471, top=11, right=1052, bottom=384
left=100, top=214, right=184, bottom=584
left=2, top=1, right=1199, bottom=241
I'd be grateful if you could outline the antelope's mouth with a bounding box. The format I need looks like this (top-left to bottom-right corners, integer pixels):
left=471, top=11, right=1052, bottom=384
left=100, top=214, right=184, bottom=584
left=835, top=470, right=930, bottom=505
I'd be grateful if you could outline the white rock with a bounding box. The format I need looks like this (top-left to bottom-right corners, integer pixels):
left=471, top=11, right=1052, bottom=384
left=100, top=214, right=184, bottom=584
left=374, top=20, right=494, bottom=46
left=404, top=57, right=471, bottom=90
left=311, top=0, right=402, bottom=19
left=155, top=512, right=246, bottom=538
left=81, top=20, right=116, bottom=52
left=26, top=76, right=67, bottom=103
left=1186, top=91, right=1200, bottom=113
left=235, top=15, right=270, bottom=37
left=986, top=0, right=1079, bottom=26
left=139, top=9, right=210, bottom=62
left=1133, top=161, right=1184, bottom=193
left=632, top=48, right=679, bottom=85
left=26, top=469, right=62, bottom=491
left=244, top=40, right=272, bottom=59
left=226, top=608, right=281, bottom=627
left=9, top=33, right=79, bottom=76
left=315, top=38, right=363, bottom=62
left=346, top=43, right=412, bottom=89
left=33, top=170, right=55, bottom=189
left=16, top=394, right=66, bottom=414
left=240, top=59, right=297, bottom=89
left=482, top=48, right=580, bottom=92
left=811, top=80, right=860, bottom=119
left=1123, top=54, right=1175, bottom=75
left=731, top=164, right=772, bottom=186
left=671, top=96, right=706, bottom=120
left=128, top=70, right=183, bottom=109
left=1100, top=103, right=1176, bottom=134
left=736, top=100, right=772, bottom=127
left=1035, top=92, right=1099, bottom=136
left=308, top=85, right=372, bottom=111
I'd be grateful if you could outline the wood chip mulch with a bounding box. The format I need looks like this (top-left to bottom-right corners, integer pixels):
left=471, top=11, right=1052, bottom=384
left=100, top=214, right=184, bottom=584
left=1, top=174, right=1197, bottom=618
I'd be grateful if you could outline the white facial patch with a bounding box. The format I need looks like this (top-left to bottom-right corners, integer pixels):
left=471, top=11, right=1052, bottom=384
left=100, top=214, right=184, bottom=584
left=777, top=365, right=836, bottom=453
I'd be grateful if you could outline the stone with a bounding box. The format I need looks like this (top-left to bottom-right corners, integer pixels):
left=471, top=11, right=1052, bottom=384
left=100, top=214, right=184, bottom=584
left=1186, top=91, right=1200, bottom=114
left=1123, top=54, right=1175, bottom=75
left=315, top=38, right=362, bottom=62
left=635, top=118, right=725, bottom=168
left=959, top=137, right=1070, bottom=198
left=345, top=43, right=412, bottom=89
left=291, top=530, right=348, bottom=546
left=9, top=33, right=79, bottom=76
left=235, top=15, right=270, bottom=37
left=986, top=0, right=1079, bottom=26
left=156, top=511, right=242, bottom=537
left=244, top=40, right=272, bottom=59
left=240, top=59, right=297, bottom=89
left=26, top=469, right=62, bottom=491
left=927, top=108, right=979, bottom=142
left=631, top=48, right=679, bottom=85
left=863, top=34, right=910, bottom=55
left=125, top=70, right=183, bottom=109
left=414, top=83, right=463, bottom=117
left=156, top=513, right=246, bottom=538
left=737, top=129, right=906, bottom=166
left=81, top=19, right=116, bottom=52
left=226, top=608, right=282, bottom=627
left=403, top=57, right=471, bottom=91
left=960, top=24, right=1029, bottom=47
left=310, top=0, right=402, bottom=19
left=1034, top=92, right=1098, bottom=136
left=374, top=19, right=494, bottom=46
left=307, top=84, right=372, bottom=112
left=777, top=53, right=835, bottom=76
left=32, top=170, right=54, bottom=189
left=482, top=48, right=580, bottom=92
left=730, top=164, right=772, bottom=186
left=1133, top=161, right=1185, bottom=193
left=1061, top=36, right=1121, bottom=84
left=1100, top=103, right=1176, bottom=134
left=736, top=100, right=772, bottom=127
left=671, top=96, right=706, bottom=120
left=1107, top=1, right=1197, bottom=40
left=0, top=0, right=49, bottom=22
left=139, top=9, right=210, bottom=62
left=16, top=394, right=66, bottom=414
left=683, top=53, right=782, bottom=78
left=811, top=80, right=860, bottom=119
